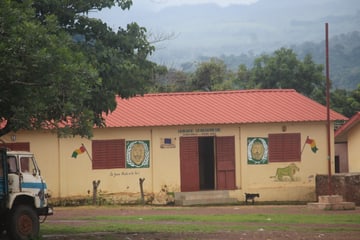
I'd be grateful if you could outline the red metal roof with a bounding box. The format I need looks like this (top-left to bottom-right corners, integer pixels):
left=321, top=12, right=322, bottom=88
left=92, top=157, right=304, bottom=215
left=104, top=89, right=348, bottom=128
left=335, top=112, right=360, bottom=142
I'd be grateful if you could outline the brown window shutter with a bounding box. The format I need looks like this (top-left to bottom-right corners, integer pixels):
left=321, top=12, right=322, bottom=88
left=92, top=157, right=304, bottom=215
left=5, top=142, right=30, bottom=151
left=92, top=139, right=125, bottom=169
left=269, top=133, right=301, bottom=162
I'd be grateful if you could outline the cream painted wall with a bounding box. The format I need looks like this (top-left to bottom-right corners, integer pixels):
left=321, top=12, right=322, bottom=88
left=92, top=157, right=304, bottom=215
left=348, top=123, right=360, bottom=172
left=3, top=121, right=334, bottom=202
left=150, top=125, right=241, bottom=194
left=153, top=123, right=330, bottom=202
left=57, top=127, right=155, bottom=198
left=3, top=131, right=60, bottom=197
left=239, top=122, right=332, bottom=201
left=150, top=127, right=181, bottom=195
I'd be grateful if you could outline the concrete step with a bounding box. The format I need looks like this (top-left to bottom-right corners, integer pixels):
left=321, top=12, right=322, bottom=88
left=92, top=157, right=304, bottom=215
left=174, top=190, right=238, bottom=206
left=307, top=202, right=356, bottom=210
left=176, top=197, right=238, bottom=206
left=307, top=195, right=356, bottom=210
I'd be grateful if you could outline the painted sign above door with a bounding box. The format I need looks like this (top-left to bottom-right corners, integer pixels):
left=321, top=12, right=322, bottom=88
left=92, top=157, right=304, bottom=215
left=178, top=127, right=221, bottom=136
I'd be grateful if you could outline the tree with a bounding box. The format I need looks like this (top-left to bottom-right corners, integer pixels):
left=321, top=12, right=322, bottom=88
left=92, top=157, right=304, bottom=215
left=330, top=85, right=360, bottom=118
left=248, top=48, right=325, bottom=101
left=235, top=64, right=252, bottom=89
left=331, top=89, right=352, bottom=117
left=149, top=67, right=192, bottom=93
left=0, top=0, right=156, bottom=138
left=191, top=58, right=233, bottom=91
left=349, top=84, right=360, bottom=115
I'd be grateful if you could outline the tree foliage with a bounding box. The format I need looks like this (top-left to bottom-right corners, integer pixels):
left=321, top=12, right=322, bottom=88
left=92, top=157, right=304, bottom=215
left=0, top=0, right=156, bottom=138
left=245, top=48, right=325, bottom=101
left=191, top=58, right=234, bottom=91
left=152, top=48, right=359, bottom=117
left=331, top=85, right=360, bottom=118
left=148, top=67, right=192, bottom=93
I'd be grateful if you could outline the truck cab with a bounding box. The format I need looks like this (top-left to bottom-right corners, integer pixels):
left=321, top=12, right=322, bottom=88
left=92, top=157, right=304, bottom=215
left=0, top=148, right=53, bottom=240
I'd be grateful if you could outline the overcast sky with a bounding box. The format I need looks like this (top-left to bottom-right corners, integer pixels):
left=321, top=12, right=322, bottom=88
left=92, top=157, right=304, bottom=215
left=92, top=0, right=359, bottom=65
left=144, top=0, right=258, bottom=9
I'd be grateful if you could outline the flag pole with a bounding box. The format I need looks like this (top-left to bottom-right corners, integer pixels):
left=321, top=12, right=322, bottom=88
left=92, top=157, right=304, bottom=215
left=301, top=136, right=309, bottom=155
left=325, top=23, right=332, bottom=196
left=82, top=143, right=93, bottom=162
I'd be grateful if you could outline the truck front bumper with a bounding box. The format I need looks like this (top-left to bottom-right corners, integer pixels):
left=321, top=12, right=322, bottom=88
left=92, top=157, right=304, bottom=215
left=37, top=205, right=53, bottom=216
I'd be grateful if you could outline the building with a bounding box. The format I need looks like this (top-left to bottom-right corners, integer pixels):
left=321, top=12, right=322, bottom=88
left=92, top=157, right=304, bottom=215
left=3, top=89, right=347, bottom=204
left=335, top=112, right=360, bottom=173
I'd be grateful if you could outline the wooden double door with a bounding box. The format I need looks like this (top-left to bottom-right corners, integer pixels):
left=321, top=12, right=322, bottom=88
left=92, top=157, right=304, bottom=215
left=180, top=136, right=236, bottom=192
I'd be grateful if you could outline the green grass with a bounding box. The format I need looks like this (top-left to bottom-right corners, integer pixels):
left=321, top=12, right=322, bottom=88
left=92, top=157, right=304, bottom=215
left=77, top=213, right=360, bottom=224
left=41, top=213, right=360, bottom=236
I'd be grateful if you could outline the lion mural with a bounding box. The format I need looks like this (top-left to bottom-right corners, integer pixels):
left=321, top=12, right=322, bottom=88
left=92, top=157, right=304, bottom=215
left=272, top=163, right=300, bottom=181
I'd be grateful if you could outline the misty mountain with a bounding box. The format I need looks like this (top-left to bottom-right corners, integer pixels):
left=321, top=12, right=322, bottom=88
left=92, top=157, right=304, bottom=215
left=294, top=31, right=360, bottom=90
left=93, top=0, right=360, bottom=89
left=179, top=31, right=360, bottom=90
left=143, top=0, right=360, bottom=65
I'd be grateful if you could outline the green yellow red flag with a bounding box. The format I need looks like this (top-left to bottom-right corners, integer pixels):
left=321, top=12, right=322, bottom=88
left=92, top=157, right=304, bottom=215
left=306, top=137, right=318, bottom=153
left=72, top=145, right=86, bottom=158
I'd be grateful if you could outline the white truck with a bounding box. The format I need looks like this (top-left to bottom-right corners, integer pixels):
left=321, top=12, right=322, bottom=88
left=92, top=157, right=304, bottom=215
left=0, top=147, right=53, bottom=239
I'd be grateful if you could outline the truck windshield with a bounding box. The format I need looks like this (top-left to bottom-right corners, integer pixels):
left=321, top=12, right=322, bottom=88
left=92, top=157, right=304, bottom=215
left=7, top=156, right=17, bottom=173
left=20, top=156, right=37, bottom=174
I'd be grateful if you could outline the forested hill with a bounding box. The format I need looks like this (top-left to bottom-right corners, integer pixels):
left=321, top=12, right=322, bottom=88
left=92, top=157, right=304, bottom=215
left=294, top=31, right=360, bottom=90
left=185, top=31, right=360, bottom=91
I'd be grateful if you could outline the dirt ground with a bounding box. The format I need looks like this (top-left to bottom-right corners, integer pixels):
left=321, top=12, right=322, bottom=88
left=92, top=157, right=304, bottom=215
left=23, top=205, right=360, bottom=239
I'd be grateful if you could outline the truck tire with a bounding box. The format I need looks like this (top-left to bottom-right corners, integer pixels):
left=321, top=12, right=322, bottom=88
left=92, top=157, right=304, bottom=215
left=8, top=205, right=39, bottom=240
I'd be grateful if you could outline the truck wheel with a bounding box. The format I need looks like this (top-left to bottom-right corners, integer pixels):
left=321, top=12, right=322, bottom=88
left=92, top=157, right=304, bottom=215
left=8, top=205, right=39, bottom=240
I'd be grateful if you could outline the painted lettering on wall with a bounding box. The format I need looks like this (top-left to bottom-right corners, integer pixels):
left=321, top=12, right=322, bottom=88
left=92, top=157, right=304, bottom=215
left=109, top=171, right=140, bottom=177
left=178, top=128, right=221, bottom=136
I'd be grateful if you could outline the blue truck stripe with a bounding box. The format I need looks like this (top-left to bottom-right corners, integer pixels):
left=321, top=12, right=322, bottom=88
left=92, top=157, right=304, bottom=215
left=21, top=182, right=47, bottom=189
